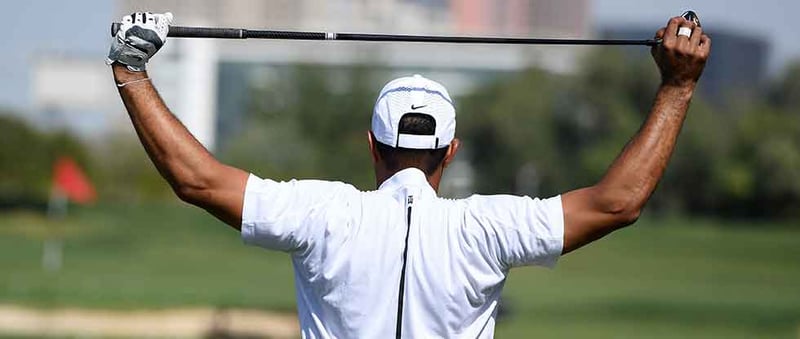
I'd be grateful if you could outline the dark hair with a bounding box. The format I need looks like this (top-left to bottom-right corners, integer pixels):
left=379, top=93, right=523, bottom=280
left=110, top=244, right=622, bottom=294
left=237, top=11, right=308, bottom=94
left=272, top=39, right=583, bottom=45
left=375, top=113, right=449, bottom=176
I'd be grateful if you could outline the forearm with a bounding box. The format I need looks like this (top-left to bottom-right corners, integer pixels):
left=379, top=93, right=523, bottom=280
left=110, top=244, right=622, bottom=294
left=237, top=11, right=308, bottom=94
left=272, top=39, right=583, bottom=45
left=561, top=15, right=709, bottom=254
left=113, top=64, right=220, bottom=195
left=560, top=84, right=694, bottom=253
left=598, top=83, right=694, bottom=215
left=108, top=12, right=247, bottom=229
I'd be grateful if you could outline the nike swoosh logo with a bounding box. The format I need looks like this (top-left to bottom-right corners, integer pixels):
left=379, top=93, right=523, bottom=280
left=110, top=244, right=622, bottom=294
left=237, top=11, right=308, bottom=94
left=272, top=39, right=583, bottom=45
left=411, top=104, right=427, bottom=110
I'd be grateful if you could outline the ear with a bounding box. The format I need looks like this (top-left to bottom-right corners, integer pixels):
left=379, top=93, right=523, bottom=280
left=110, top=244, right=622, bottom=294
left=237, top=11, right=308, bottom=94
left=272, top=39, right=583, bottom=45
left=367, top=131, right=380, bottom=164
left=442, top=138, right=461, bottom=169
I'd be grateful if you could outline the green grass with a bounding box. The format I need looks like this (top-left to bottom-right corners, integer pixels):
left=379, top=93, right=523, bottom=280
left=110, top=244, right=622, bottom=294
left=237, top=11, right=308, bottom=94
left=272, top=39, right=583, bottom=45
left=1, top=203, right=799, bottom=338
left=497, top=218, right=800, bottom=338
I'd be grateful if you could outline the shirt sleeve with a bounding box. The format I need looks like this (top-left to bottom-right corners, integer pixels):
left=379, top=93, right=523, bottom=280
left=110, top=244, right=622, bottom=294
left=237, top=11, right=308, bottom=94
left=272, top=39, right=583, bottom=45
left=465, top=194, right=564, bottom=269
left=240, top=173, right=351, bottom=253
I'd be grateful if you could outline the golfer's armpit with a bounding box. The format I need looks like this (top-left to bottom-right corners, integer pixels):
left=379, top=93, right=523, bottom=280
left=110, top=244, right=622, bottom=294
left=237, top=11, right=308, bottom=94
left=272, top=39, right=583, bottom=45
left=465, top=195, right=564, bottom=269
left=240, top=174, right=351, bottom=252
left=197, top=164, right=249, bottom=229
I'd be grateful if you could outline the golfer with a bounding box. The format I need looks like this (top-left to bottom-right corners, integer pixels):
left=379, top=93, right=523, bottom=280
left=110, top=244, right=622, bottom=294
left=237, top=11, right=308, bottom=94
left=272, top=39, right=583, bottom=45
left=108, top=12, right=709, bottom=338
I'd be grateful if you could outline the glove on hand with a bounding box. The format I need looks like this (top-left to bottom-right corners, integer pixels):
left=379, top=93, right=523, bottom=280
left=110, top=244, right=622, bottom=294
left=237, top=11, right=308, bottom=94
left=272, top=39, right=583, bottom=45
left=107, top=12, right=173, bottom=71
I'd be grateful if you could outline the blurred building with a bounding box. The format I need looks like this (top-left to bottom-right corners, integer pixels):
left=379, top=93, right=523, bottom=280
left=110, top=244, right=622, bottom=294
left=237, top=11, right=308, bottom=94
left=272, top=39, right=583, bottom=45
left=602, top=27, right=769, bottom=104
left=65, top=0, right=591, bottom=150
left=31, top=55, right=122, bottom=138
left=453, top=0, right=588, bottom=36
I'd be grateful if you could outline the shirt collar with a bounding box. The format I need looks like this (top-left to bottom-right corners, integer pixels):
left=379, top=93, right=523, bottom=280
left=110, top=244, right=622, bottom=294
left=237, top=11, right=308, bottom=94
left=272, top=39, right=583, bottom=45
left=378, top=167, right=437, bottom=198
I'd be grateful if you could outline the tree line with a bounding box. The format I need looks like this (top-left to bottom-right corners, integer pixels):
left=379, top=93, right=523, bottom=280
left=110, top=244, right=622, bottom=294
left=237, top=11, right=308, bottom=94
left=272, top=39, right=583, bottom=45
left=1, top=48, right=798, bottom=219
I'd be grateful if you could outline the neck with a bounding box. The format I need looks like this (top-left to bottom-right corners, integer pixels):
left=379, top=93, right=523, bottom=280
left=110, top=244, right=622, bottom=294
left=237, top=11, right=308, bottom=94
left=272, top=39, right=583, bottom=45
left=375, top=167, right=442, bottom=192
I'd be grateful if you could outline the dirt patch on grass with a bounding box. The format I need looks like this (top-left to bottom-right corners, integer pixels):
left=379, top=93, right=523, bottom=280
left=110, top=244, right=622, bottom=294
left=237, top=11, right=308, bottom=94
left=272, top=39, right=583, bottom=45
left=0, top=305, right=298, bottom=338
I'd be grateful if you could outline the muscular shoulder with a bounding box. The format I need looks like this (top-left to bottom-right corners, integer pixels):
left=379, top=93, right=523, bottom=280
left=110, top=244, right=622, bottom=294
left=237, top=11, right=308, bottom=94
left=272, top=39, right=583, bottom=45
left=242, top=175, right=365, bottom=251
left=458, top=193, right=565, bottom=268
left=246, top=175, right=359, bottom=200
left=462, top=194, right=544, bottom=217
left=242, top=175, right=363, bottom=228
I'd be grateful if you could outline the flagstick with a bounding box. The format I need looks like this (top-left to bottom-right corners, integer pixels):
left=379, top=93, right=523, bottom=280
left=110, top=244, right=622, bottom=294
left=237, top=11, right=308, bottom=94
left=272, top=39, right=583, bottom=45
left=44, top=188, right=67, bottom=273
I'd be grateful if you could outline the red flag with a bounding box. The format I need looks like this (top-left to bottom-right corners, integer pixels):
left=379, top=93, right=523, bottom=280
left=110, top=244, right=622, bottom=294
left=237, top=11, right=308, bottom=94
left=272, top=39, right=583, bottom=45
left=53, top=157, right=96, bottom=204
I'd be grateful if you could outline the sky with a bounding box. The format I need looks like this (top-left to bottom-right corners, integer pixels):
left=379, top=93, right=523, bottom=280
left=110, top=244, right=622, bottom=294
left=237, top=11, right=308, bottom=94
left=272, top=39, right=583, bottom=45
left=593, top=0, right=800, bottom=74
left=0, top=0, right=798, bottom=112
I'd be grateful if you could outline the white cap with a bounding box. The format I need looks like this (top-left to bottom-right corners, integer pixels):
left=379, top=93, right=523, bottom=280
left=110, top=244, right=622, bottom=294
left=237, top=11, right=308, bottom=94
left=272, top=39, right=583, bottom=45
left=371, top=74, right=456, bottom=149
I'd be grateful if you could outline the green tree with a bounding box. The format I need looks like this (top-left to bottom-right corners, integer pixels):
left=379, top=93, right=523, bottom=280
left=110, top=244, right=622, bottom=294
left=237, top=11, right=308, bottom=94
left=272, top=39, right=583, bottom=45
left=221, top=65, right=377, bottom=189
left=91, top=134, right=174, bottom=201
left=459, top=68, right=564, bottom=195
left=770, top=61, right=800, bottom=109
left=214, top=56, right=800, bottom=221
left=732, top=104, right=800, bottom=217
left=459, top=48, right=661, bottom=197
left=0, top=113, right=91, bottom=208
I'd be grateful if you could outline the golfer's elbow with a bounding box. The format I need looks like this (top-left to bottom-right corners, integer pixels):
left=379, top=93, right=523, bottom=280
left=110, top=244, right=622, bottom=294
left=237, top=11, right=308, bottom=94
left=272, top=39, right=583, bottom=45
left=168, top=166, right=216, bottom=206
left=173, top=183, right=208, bottom=206
left=598, top=187, right=643, bottom=228
left=613, top=204, right=641, bottom=228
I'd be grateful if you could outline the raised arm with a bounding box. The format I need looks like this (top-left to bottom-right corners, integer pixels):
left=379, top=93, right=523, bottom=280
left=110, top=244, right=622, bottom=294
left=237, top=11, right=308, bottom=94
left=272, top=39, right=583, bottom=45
left=108, top=12, right=247, bottom=229
left=560, top=16, right=711, bottom=253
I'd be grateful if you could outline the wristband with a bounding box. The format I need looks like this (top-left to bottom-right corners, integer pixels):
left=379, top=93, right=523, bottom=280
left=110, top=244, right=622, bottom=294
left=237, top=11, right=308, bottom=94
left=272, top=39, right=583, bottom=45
left=116, top=77, right=151, bottom=88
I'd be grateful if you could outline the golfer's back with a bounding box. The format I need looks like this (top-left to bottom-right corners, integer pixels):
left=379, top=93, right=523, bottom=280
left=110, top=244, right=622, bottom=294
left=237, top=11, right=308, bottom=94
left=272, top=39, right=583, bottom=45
left=241, top=168, right=564, bottom=338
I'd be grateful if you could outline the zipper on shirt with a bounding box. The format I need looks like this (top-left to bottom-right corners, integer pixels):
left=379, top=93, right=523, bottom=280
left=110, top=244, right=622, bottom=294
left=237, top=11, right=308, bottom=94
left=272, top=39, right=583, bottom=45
left=395, top=195, right=413, bottom=339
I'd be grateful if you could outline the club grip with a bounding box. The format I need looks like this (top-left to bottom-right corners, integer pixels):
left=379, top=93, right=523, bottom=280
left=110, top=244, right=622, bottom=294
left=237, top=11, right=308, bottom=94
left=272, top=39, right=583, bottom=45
left=110, top=23, right=246, bottom=39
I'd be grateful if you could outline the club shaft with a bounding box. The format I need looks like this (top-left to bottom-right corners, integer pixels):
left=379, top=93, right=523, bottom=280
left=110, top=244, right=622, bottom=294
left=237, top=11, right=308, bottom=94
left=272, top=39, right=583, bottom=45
left=111, top=23, right=660, bottom=46
left=337, top=33, right=658, bottom=46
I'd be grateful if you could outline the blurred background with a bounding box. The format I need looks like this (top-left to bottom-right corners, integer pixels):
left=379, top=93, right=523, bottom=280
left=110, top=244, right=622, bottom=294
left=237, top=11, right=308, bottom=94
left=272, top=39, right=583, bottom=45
left=1, top=0, right=799, bottom=337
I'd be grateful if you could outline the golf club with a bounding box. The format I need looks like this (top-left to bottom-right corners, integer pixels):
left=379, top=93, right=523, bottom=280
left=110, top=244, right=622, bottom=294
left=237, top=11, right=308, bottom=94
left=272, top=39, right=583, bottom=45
left=111, top=11, right=699, bottom=47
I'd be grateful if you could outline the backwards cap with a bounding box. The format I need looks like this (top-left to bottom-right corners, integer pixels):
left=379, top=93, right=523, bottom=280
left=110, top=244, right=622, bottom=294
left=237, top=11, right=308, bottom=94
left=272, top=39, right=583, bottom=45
left=371, top=74, right=456, bottom=149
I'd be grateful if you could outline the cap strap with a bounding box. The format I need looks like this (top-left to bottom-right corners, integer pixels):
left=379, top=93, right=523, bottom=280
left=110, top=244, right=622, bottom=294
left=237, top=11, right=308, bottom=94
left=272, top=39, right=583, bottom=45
left=397, top=134, right=441, bottom=149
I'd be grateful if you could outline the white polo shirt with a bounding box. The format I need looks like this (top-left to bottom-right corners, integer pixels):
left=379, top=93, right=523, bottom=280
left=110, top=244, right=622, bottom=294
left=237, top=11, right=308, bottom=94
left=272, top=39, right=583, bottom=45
left=241, top=167, right=564, bottom=338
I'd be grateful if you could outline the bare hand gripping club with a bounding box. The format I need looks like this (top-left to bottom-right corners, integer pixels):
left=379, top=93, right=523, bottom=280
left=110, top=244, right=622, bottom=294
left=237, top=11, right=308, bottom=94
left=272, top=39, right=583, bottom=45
left=111, top=11, right=699, bottom=47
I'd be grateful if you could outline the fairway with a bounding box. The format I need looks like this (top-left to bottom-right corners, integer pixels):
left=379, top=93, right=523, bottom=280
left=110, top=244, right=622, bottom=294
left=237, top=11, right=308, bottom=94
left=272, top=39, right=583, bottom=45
left=1, top=203, right=799, bottom=338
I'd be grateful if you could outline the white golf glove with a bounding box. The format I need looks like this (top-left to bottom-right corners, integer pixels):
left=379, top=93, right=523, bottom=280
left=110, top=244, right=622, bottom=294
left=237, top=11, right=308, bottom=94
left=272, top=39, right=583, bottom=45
left=107, top=12, right=173, bottom=72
